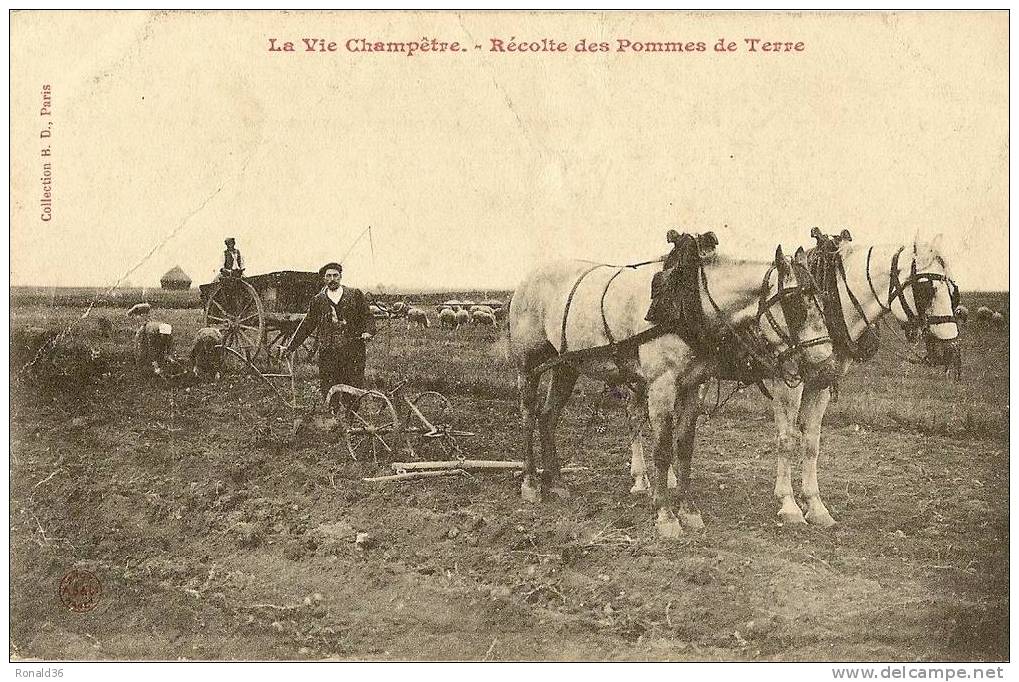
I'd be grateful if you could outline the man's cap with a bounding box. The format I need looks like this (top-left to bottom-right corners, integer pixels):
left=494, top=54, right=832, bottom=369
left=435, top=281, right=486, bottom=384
left=666, top=229, right=681, bottom=243
left=225, top=237, right=235, bottom=244
left=319, top=262, right=343, bottom=276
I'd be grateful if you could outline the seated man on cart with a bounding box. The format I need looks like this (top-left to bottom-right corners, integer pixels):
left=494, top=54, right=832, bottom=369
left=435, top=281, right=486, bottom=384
left=219, top=237, right=245, bottom=279
left=282, top=262, right=375, bottom=450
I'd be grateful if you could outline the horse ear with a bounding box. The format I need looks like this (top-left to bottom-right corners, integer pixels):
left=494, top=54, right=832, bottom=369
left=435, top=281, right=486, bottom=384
left=774, top=245, right=785, bottom=266
left=840, top=229, right=853, bottom=241
left=794, top=246, right=808, bottom=264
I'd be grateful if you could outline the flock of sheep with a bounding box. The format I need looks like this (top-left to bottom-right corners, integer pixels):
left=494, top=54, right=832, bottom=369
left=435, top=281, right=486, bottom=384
left=387, top=299, right=507, bottom=330
left=954, top=304, right=1008, bottom=326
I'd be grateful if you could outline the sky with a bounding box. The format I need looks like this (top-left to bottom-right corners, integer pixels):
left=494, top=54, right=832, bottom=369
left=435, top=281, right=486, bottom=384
left=9, top=11, right=1009, bottom=291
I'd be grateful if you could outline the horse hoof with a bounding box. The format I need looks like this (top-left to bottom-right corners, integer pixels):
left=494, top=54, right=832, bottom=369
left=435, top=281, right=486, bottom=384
left=656, top=518, right=684, bottom=539
left=520, top=483, right=541, bottom=504
left=629, top=476, right=650, bottom=495
left=655, top=509, right=684, bottom=539
left=806, top=509, right=837, bottom=528
left=779, top=510, right=807, bottom=526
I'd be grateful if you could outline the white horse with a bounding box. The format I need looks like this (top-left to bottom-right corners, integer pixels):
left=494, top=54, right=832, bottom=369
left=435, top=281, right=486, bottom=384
left=769, top=235, right=961, bottom=526
left=510, top=245, right=838, bottom=539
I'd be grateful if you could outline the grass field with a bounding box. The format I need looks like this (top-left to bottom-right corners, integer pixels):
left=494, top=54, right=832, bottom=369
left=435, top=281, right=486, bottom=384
left=9, top=292, right=1009, bottom=660
left=8, top=285, right=513, bottom=310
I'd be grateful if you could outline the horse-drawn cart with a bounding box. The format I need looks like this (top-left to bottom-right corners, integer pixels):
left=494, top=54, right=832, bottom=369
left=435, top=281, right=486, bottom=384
left=199, top=271, right=323, bottom=363
left=199, top=271, right=398, bottom=363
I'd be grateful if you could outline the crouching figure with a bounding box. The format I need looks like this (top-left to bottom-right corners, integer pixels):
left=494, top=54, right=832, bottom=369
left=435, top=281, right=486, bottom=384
left=190, top=327, right=224, bottom=381
left=135, top=321, right=174, bottom=376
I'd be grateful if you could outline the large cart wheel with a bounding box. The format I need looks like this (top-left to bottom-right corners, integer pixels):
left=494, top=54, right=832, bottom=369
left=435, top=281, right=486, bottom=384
left=205, top=279, right=266, bottom=365
left=410, top=391, right=474, bottom=459
left=342, top=390, right=400, bottom=463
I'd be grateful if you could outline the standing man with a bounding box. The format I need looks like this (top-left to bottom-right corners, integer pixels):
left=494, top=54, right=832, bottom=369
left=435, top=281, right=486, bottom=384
left=284, top=261, right=375, bottom=404
left=220, top=237, right=245, bottom=278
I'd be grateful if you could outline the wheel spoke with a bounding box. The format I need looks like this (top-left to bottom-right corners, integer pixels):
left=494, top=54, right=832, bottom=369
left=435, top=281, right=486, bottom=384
left=235, top=328, right=256, bottom=348
left=207, top=314, right=229, bottom=325
left=352, top=411, right=373, bottom=428
left=210, top=300, right=230, bottom=318
left=236, top=302, right=255, bottom=322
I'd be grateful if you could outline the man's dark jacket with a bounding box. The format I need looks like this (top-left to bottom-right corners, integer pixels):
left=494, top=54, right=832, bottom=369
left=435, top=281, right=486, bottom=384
left=289, top=287, right=376, bottom=353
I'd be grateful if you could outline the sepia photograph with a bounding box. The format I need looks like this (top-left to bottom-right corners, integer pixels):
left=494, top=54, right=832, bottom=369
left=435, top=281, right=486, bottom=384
left=8, top=10, right=1009, bottom=665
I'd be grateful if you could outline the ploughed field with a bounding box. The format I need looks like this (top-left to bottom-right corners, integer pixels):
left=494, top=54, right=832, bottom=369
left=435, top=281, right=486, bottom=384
left=9, top=293, right=1008, bottom=661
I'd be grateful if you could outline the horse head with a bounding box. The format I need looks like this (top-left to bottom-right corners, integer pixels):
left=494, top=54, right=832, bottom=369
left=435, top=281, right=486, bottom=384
left=889, top=236, right=961, bottom=378
left=756, top=245, right=838, bottom=388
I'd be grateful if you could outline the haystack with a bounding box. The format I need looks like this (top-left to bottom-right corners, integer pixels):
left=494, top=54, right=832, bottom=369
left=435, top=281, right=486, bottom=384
left=160, top=265, right=192, bottom=290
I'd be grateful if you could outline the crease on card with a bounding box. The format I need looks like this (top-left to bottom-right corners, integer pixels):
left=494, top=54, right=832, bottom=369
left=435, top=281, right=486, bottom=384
left=15, top=128, right=264, bottom=379
left=455, top=12, right=559, bottom=166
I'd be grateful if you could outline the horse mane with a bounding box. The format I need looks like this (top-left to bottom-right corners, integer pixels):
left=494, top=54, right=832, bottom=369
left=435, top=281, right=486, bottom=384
left=837, top=240, right=950, bottom=276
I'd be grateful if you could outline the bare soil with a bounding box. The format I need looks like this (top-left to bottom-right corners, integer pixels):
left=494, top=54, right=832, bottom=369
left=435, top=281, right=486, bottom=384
left=9, top=303, right=1008, bottom=661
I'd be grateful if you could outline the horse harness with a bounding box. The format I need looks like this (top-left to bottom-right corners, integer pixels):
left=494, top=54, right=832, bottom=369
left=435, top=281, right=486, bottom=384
left=812, top=241, right=959, bottom=357
left=809, top=243, right=881, bottom=361
left=887, top=246, right=959, bottom=336
left=529, top=255, right=830, bottom=390
left=809, top=237, right=962, bottom=393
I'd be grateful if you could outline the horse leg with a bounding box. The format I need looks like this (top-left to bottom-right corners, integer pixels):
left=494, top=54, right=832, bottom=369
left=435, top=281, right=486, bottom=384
left=673, top=388, right=704, bottom=530
left=648, top=375, right=683, bottom=539
left=518, top=370, right=543, bottom=503
left=798, top=385, right=836, bottom=527
left=628, top=384, right=678, bottom=494
left=772, top=381, right=807, bottom=525
left=627, top=384, right=651, bottom=494
left=537, top=365, right=579, bottom=500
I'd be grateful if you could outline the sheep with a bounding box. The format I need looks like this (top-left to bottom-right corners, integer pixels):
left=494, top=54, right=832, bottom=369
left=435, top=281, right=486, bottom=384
left=991, top=311, right=1006, bottom=326
left=390, top=301, right=409, bottom=316
left=469, top=305, right=495, bottom=317
left=481, top=299, right=508, bottom=321
left=454, top=308, right=471, bottom=328
left=407, top=307, right=430, bottom=330
left=471, top=310, right=497, bottom=326
left=438, top=307, right=458, bottom=328
left=190, top=327, right=224, bottom=381
left=954, top=305, right=969, bottom=324
left=135, top=320, right=174, bottom=375
left=127, top=302, right=151, bottom=317
left=443, top=299, right=463, bottom=311
left=975, top=306, right=993, bottom=323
